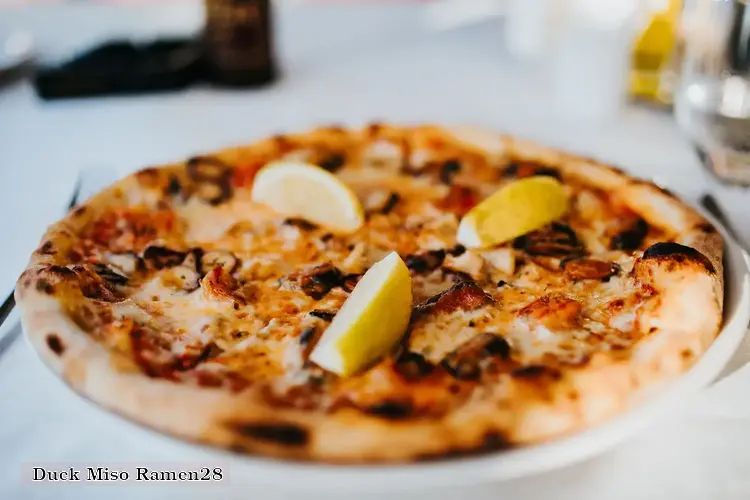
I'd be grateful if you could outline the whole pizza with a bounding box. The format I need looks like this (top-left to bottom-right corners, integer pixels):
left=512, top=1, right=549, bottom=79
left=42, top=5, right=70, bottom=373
left=16, top=124, right=723, bottom=462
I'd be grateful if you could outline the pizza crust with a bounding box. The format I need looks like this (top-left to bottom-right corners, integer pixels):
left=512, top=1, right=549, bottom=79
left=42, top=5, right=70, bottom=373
left=15, top=124, right=724, bottom=462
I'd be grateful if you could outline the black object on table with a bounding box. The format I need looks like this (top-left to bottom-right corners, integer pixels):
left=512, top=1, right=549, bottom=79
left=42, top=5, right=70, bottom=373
left=33, top=39, right=203, bottom=100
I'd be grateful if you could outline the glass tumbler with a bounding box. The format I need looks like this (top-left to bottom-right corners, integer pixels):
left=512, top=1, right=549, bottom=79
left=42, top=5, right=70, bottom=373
left=675, top=0, right=750, bottom=185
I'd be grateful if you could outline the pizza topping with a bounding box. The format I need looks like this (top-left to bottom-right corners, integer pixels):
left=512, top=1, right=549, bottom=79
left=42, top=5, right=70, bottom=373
left=442, top=250, right=484, bottom=281
left=104, top=252, right=142, bottom=275
left=73, top=265, right=122, bottom=302
left=161, top=260, right=201, bottom=292
left=142, top=245, right=186, bottom=270
left=308, top=309, right=337, bottom=321
left=441, top=333, right=511, bottom=380
left=415, top=281, right=493, bottom=316
left=186, top=156, right=233, bottom=205
left=283, top=218, right=318, bottom=231
left=317, top=152, right=346, bottom=173
left=518, top=294, right=581, bottom=330
left=293, top=262, right=344, bottom=300
left=457, top=177, right=568, bottom=248
left=187, top=156, right=232, bottom=182
left=562, top=259, right=620, bottom=281
left=481, top=247, right=516, bottom=276
left=364, top=191, right=400, bottom=215
left=439, top=159, right=461, bottom=185
left=513, top=222, right=583, bottom=257
left=439, top=184, right=478, bottom=216
left=610, top=217, right=649, bottom=251
left=200, top=250, right=239, bottom=274
left=405, top=249, right=446, bottom=274
left=394, top=351, right=435, bottom=380
left=91, top=262, right=129, bottom=286
left=201, top=267, right=239, bottom=302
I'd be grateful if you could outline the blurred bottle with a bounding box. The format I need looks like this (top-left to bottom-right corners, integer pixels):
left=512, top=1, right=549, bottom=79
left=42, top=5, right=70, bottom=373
left=203, top=0, right=277, bottom=87
left=629, top=0, right=683, bottom=105
left=551, top=0, right=640, bottom=121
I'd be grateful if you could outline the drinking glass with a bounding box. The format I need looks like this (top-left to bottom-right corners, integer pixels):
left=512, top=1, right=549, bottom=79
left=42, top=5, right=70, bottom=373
left=675, top=0, right=750, bottom=185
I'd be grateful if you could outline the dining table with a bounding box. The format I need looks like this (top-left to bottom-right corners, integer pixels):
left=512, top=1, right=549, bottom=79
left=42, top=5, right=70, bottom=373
left=1, top=2, right=749, bottom=499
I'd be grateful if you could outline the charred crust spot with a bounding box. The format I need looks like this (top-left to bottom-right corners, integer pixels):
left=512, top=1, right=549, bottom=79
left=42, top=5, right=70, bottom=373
left=308, top=309, right=336, bottom=321
left=439, top=159, right=461, bottom=185
left=496, top=280, right=508, bottom=288
left=481, top=431, right=510, bottom=451
left=441, top=333, right=511, bottom=380
left=166, top=175, right=182, bottom=197
left=320, top=233, right=334, bottom=243
left=512, top=365, right=561, bottom=380
left=35, top=279, right=55, bottom=294
left=283, top=218, right=318, bottom=231
left=46, top=334, right=64, bottom=355
left=39, top=241, right=56, bottom=255
left=610, top=218, right=649, bottom=251
left=364, top=401, right=413, bottom=420
left=697, top=222, right=717, bottom=234
left=318, top=153, right=346, bottom=173
left=656, top=185, right=677, bottom=198
left=365, top=122, right=384, bottom=136
left=46, top=265, right=76, bottom=278
left=272, top=134, right=293, bottom=152
left=642, top=242, right=715, bottom=273
left=405, top=249, right=446, bottom=273
left=416, top=432, right=511, bottom=461
left=395, top=351, right=435, bottom=380
left=232, top=422, right=309, bottom=446
left=72, top=205, right=87, bottom=217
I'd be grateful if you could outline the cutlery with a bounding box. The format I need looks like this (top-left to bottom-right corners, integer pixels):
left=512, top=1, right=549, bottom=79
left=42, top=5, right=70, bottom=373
left=0, top=170, right=114, bottom=360
left=700, top=193, right=749, bottom=252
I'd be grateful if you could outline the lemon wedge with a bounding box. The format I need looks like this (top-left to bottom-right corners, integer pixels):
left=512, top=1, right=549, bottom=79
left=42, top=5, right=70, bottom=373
left=457, top=176, right=568, bottom=248
left=251, top=161, right=364, bottom=233
left=309, top=251, right=412, bottom=376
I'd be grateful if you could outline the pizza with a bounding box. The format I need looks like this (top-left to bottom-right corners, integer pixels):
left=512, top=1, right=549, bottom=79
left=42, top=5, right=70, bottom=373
left=16, top=124, right=724, bottom=463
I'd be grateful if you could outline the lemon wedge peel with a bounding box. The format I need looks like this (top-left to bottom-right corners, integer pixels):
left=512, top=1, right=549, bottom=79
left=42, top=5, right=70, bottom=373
left=309, top=251, right=413, bottom=376
left=250, top=161, right=364, bottom=234
left=457, top=176, right=569, bottom=249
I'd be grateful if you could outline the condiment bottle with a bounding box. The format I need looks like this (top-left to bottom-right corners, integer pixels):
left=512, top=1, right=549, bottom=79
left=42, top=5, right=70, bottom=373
left=202, top=0, right=277, bottom=87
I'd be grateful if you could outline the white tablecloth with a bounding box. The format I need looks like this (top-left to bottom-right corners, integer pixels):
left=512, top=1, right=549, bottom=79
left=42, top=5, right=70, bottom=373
left=1, top=3, right=749, bottom=499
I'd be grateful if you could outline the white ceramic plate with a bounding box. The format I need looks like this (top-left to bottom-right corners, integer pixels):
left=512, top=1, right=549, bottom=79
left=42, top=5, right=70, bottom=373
left=100, top=213, right=749, bottom=492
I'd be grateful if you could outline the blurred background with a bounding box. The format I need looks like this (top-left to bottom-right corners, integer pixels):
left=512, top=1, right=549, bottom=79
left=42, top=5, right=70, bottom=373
left=2, top=2, right=750, bottom=499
